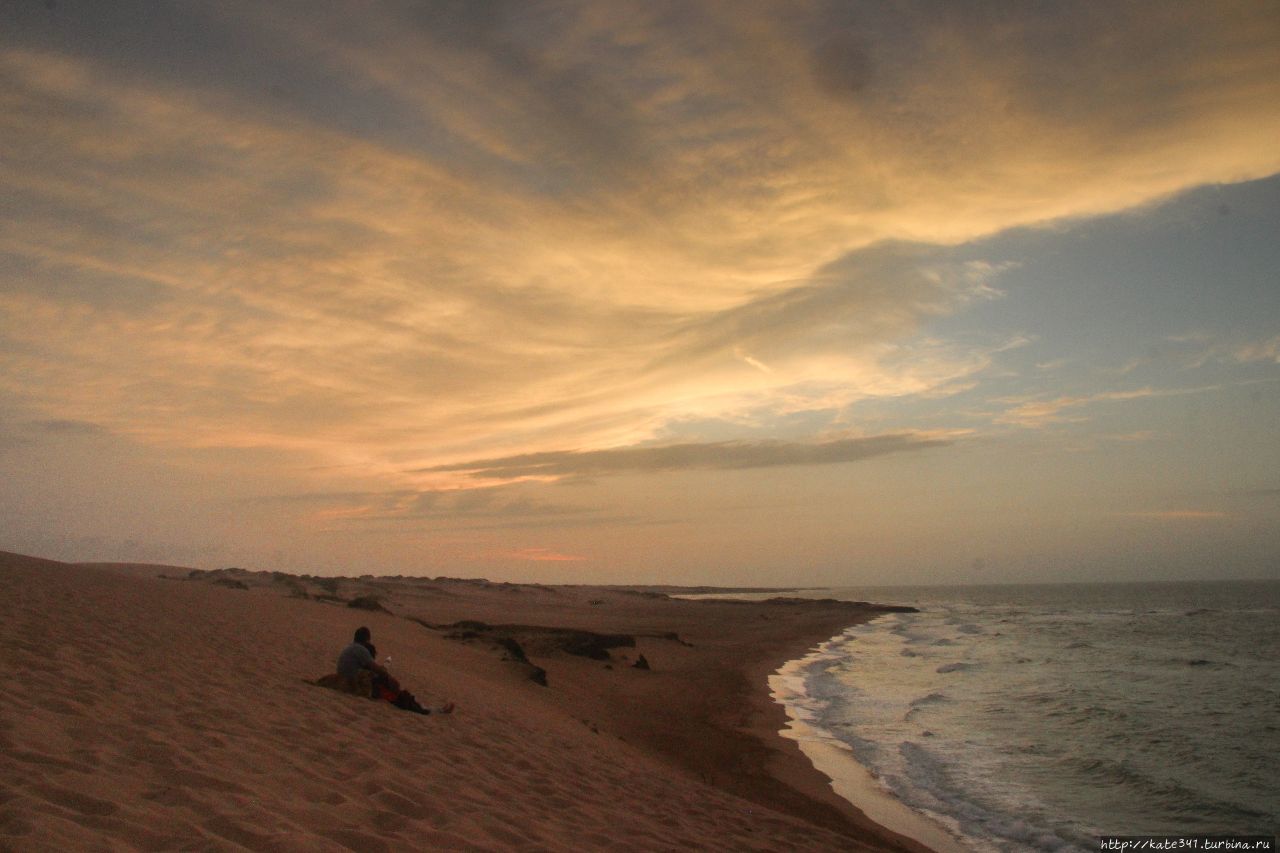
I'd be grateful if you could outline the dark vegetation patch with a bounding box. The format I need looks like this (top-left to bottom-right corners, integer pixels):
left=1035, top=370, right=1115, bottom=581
left=764, top=597, right=919, bottom=613
left=212, top=578, right=249, bottom=590
left=408, top=618, right=549, bottom=686
left=425, top=621, right=636, bottom=661
left=347, top=596, right=389, bottom=613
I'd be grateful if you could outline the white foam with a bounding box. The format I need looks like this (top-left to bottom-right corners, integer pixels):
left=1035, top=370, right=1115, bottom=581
left=770, top=583, right=1280, bottom=847
left=772, top=641, right=969, bottom=853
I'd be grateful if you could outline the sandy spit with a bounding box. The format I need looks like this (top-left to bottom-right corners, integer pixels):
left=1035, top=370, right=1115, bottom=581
left=0, top=551, right=927, bottom=852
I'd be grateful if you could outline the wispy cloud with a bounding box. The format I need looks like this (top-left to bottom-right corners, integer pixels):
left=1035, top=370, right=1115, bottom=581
left=1118, top=510, right=1228, bottom=520
left=258, top=486, right=594, bottom=529
left=1136, top=332, right=1280, bottom=372
left=418, top=432, right=951, bottom=484
left=1230, top=335, right=1280, bottom=365
left=995, top=384, right=1236, bottom=428
left=1, top=0, right=1278, bottom=499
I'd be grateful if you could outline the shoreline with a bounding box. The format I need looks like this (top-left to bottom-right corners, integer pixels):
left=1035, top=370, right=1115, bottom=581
left=771, top=634, right=967, bottom=853
left=729, top=613, right=939, bottom=851
left=673, top=589, right=958, bottom=849
left=1, top=550, right=935, bottom=851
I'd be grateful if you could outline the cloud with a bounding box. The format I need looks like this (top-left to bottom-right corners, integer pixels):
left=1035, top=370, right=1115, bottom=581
left=246, top=484, right=638, bottom=536
left=1100, top=431, right=1163, bottom=443
left=1136, top=332, right=1280, bottom=372
left=418, top=432, right=951, bottom=483
left=811, top=30, right=874, bottom=97
left=0, top=415, right=110, bottom=453
left=994, top=384, right=1238, bottom=428
left=1231, top=335, right=1280, bottom=365
left=1119, top=511, right=1228, bottom=520
left=0, top=0, right=1277, bottom=497
left=31, top=419, right=109, bottom=436
left=651, top=245, right=998, bottom=370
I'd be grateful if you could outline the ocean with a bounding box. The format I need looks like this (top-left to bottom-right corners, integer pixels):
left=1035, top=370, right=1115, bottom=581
left=760, top=581, right=1280, bottom=851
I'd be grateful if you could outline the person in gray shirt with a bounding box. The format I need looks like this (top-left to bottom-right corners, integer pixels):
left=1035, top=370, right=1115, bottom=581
left=337, top=626, right=387, bottom=681
left=336, top=626, right=454, bottom=715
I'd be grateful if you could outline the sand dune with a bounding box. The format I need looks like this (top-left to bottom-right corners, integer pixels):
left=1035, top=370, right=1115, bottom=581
left=0, top=551, right=923, bottom=851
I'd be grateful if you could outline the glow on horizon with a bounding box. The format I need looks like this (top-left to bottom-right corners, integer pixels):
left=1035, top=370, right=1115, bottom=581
left=1, top=2, right=1278, bottom=584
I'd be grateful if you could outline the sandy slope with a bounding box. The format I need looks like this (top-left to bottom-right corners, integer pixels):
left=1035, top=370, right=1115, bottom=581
left=0, top=551, right=920, bottom=851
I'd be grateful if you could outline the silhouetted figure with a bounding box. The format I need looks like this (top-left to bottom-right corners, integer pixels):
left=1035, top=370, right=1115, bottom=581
left=336, top=626, right=453, bottom=715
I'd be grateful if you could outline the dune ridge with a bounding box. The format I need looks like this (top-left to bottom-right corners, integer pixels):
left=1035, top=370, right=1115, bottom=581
left=0, top=551, right=926, bottom=851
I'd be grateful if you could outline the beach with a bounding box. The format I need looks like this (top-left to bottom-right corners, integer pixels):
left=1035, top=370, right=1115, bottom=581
left=765, top=583, right=1280, bottom=850
left=0, top=551, right=929, bottom=852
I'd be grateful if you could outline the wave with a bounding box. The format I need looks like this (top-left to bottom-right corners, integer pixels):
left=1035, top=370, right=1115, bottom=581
left=899, top=742, right=1093, bottom=852
left=1059, top=755, right=1272, bottom=828
left=771, top=582, right=1280, bottom=850
left=904, top=691, right=950, bottom=723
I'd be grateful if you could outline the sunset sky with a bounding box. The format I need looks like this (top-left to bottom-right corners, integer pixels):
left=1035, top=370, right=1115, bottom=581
left=3, top=1, right=1278, bottom=585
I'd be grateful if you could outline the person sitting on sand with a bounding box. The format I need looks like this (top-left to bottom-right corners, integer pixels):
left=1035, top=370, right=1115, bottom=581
left=353, top=638, right=402, bottom=702
left=337, top=627, right=453, bottom=716
left=335, top=626, right=387, bottom=696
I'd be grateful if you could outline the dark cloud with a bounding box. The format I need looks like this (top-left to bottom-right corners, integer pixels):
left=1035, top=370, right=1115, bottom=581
left=0, top=417, right=108, bottom=450
left=252, top=489, right=415, bottom=506
left=812, top=31, right=874, bottom=97
left=401, top=0, right=520, bottom=48
left=0, top=252, right=173, bottom=314
left=419, top=432, right=950, bottom=481
left=0, top=0, right=446, bottom=152
left=402, top=488, right=580, bottom=520
left=33, top=419, right=109, bottom=435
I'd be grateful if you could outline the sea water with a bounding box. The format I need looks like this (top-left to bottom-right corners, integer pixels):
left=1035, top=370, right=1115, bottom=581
left=765, top=581, right=1280, bottom=851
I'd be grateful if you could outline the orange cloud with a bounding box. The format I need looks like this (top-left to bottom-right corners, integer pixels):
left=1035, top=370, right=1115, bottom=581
left=2, top=1, right=1278, bottom=498
left=995, top=385, right=1235, bottom=428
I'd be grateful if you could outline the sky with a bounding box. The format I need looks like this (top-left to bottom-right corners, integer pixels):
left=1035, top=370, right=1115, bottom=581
left=2, top=0, right=1279, bottom=586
